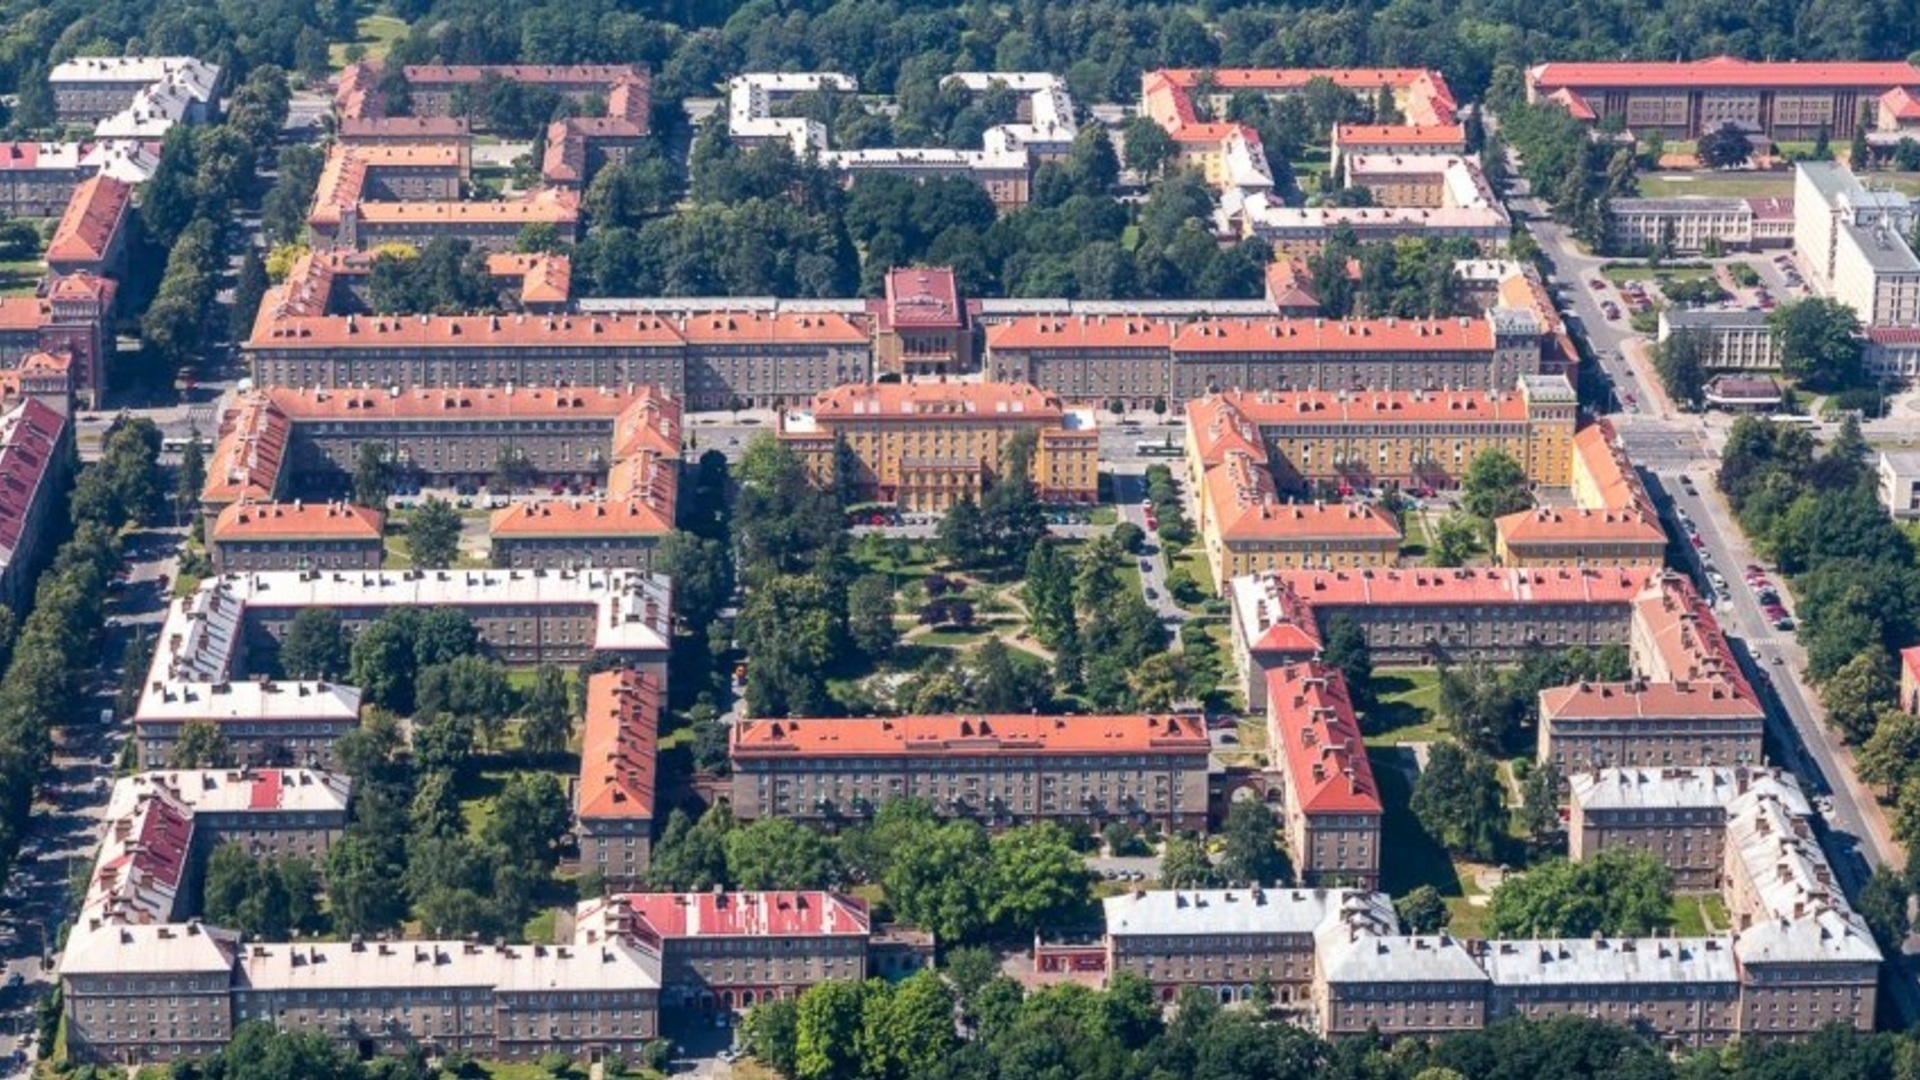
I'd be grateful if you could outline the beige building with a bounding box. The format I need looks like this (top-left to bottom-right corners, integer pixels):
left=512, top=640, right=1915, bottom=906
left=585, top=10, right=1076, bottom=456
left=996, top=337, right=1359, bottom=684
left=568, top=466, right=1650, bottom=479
left=1484, top=936, right=1740, bottom=1049
left=1656, top=309, right=1778, bottom=370
left=1265, top=665, right=1382, bottom=888
left=1197, top=452, right=1400, bottom=588
left=1495, top=421, right=1666, bottom=568
left=1185, top=375, right=1577, bottom=498
left=208, top=501, right=385, bottom=575
left=1795, top=161, right=1920, bottom=327
left=1608, top=198, right=1756, bottom=254
left=575, top=669, right=661, bottom=887
left=729, top=713, right=1211, bottom=831
left=777, top=382, right=1098, bottom=512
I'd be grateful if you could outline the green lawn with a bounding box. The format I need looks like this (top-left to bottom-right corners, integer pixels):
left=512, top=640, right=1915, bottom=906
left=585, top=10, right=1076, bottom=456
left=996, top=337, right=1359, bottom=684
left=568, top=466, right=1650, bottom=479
left=1600, top=263, right=1714, bottom=284
left=1371, top=746, right=1467, bottom=904
left=1361, top=668, right=1449, bottom=746
left=1089, top=505, right=1119, bottom=526
left=916, top=628, right=993, bottom=648
left=1399, top=511, right=1429, bottom=561
left=329, top=13, right=409, bottom=68
left=1169, top=545, right=1214, bottom=602
left=522, top=908, right=558, bottom=944
left=1636, top=173, right=1794, bottom=199
left=0, top=258, right=44, bottom=297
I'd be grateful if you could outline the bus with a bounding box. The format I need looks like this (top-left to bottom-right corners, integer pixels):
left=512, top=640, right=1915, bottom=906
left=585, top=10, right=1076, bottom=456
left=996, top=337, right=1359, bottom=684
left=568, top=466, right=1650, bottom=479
left=1136, top=440, right=1181, bottom=457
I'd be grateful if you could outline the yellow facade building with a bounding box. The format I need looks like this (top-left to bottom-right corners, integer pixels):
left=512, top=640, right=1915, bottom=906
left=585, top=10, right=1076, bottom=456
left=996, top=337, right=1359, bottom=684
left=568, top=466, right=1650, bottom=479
left=1196, top=449, right=1401, bottom=589
left=1494, top=420, right=1667, bottom=568
left=778, top=381, right=1098, bottom=512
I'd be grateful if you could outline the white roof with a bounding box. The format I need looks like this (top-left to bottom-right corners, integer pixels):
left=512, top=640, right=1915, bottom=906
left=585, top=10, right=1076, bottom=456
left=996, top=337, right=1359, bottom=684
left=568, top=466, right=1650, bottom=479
left=61, top=921, right=238, bottom=977
left=1484, top=936, right=1739, bottom=988
left=1734, top=908, right=1881, bottom=965
left=235, top=937, right=660, bottom=993
left=80, top=140, right=162, bottom=183
left=1569, top=766, right=1805, bottom=815
left=1103, top=888, right=1388, bottom=938
left=50, top=56, right=217, bottom=91
left=107, top=769, right=351, bottom=818
left=1318, top=932, right=1489, bottom=984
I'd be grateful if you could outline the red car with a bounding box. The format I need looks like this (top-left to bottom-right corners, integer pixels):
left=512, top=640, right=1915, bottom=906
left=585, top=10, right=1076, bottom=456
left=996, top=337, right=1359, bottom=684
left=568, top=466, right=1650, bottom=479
left=1691, top=535, right=1705, bottom=549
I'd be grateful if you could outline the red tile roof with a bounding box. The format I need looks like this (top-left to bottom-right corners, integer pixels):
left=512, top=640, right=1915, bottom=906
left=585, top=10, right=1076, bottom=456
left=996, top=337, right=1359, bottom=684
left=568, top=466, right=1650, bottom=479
left=676, top=309, right=869, bottom=346
left=0, top=297, right=48, bottom=331
left=0, top=398, right=65, bottom=559
left=1902, top=645, right=1920, bottom=690
left=1265, top=257, right=1321, bottom=310
left=1539, top=679, right=1764, bottom=721
left=351, top=186, right=579, bottom=227
left=1334, top=123, right=1467, bottom=148
left=615, top=891, right=870, bottom=939
left=1171, top=315, right=1493, bottom=355
left=211, top=500, right=385, bottom=542
left=883, top=266, right=964, bottom=330
left=576, top=669, right=661, bottom=821
left=1266, top=664, right=1382, bottom=815
left=46, top=271, right=116, bottom=305
left=1204, top=455, right=1401, bottom=543
left=46, top=174, right=130, bottom=266
left=308, top=142, right=467, bottom=227
left=1632, top=573, right=1752, bottom=697
left=203, top=393, right=290, bottom=505
left=484, top=252, right=573, bottom=306
left=985, top=314, right=1175, bottom=351
left=610, top=389, right=683, bottom=458
left=1148, top=67, right=1457, bottom=127
left=1187, top=385, right=1535, bottom=430
left=338, top=115, right=470, bottom=140
left=1530, top=57, right=1920, bottom=91
left=403, top=64, right=649, bottom=89
left=731, top=713, right=1211, bottom=758
left=1495, top=506, right=1666, bottom=545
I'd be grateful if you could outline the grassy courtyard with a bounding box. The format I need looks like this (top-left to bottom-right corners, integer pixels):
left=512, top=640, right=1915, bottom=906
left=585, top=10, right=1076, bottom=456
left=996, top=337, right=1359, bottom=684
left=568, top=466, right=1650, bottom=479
left=329, top=13, right=409, bottom=67
left=1361, top=668, right=1448, bottom=746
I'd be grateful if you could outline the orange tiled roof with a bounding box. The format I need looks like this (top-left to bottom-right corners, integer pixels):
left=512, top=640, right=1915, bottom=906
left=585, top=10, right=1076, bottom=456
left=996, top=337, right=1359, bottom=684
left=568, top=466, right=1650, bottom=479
left=351, top=186, right=579, bottom=226
left=1529, top=56, right=1920, bottom=91
left=484, top=252, right=573, bottom=306
left=576, top=669, right=660, bottom=821
left=677, top=309, right=869, bottom=346
left=1884, top=87, right=1920, bottom=121
left=1148, top=68, right=1457, bottom=127
left=203, top=393, right=291, bottom=505
left=1539, top=679, right=1764, bottom=721
left=1334, top=123, right=1467, bottom=147
left=1632, top=574, right=1752, bottom=696
left=610, top=389, right=682, bottom=458
left=1572, top=421, right=1648, bottom=512
left=263, top=384, right=646, bottom=422
left=731, top=713, right=1211, bottom=758
left=489, top=494, right=673, bottom=539
left=1266, top=664, right=1381, bottom=815
left=1495, top=506, right=1665, bottom=544
left=1186, top=397, right=1268, bottom=467
left=883, top=266, right=964, bottom=330
left=334, top=61, right=384, bottom=121
left=985, top=314, right=1175, bottom=351
left=0, top=297, right=48, bottom=331
left=403, top=64, right=648, bottom=88
left=801, top=380, right=1069, bottom=421
left=45, top=271, right=116, bottom=305
left=1901, top=645, right=1920, bottom=688
left=308, top=142, right=467, bottom=227
left=46, top=175, right=131, bottom=266
left=338, top=116, right=470, bottom=140
left=211, top=500, right=384, bottom=542
left=1172, top=315, right=1493, bottom=355
left=1265, top=257, right=1321, bottom=309
left=1204, top=453, right=1400, bottom=543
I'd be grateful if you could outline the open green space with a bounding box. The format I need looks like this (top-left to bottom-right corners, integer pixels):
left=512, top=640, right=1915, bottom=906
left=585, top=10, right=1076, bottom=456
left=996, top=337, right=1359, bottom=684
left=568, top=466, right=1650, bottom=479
left=1666, top=892, right=1728, bottom=936
left=0, top=258, right=44, bottom=296
left=1361, top=668, right=1448, bottom=746
left=1399, top=511, right=1430, bottom=561
left=328, top=13, right=409, bottom=68
left=1599, top=263, right=1714, bottom=285
left=1636, top=173, right=1794, bottom=199
left=1169, top=544, right=1214, bottom=599
left=1371, top=746, right=1484, bottom=933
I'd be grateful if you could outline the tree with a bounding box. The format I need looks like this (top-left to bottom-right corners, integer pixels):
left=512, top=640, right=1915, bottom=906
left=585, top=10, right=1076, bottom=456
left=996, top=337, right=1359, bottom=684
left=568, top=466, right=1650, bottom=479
left=352, top=443, right=395, bottom=508
left=1823, top=649, right=1896, bottom=743
left=1484, top=850, right=1673, bottom=938
left=1120, top=116, right=1176, bottom=179
left=1859, top=708, right=1920, bottom=794
left=936, top=497, right=988, bottom=566
left=1852, top=123, right=1872, bottom=171
left=743, top=998, right=800, bottom=1078
left=724, top=818, right=839, bottom=890
left=647, top=806, right=733, bottom=891
left=869, top=970, right=958, bottom=1080
left=417, top=656, right=519, bottom=747
left=272, top=610, right=348, bottom=683
left=1395, top=885, right=1450, bottom=934
left=987, top=824, right=1093, bottom=934
left=171, top=720, right=233, bottom=768
left=1697, top=123, right=1754, bottom=169
left=521, top=664, right=574, bottom=757
left=1653, top=328, right=1712, bottom=409
left=349, top=619, right=417, bottom=713
left=1218, top=800, right=1291, bottom=886
left=1411, top=742, right=1507, bottom=861
left=883, top=820, right=990, bottom=943
left=1319, top=617, right=1374, bottom=713
left=795, top=980, right=869, bottom=1080
left=1770, top=297, right=1865, bottom=389
left=1461, top=449, right=1531, bottom=521
left=1516, top=762, right=1564, bottom=847
left=1065, top=125, right=1120, bottom=196
left=1159, top=833, right=1217, bottom=888
left=846, top=575, right=898, bottom=661
left=175, top=428, right=208, bottom=528
left=486, top=772, right=571, bottom=870
left=1430, top=511, right=1482, bottom=567
left=1858, top=866, right=1911, bottom=949
left=407, top=497, right=462, bottom=568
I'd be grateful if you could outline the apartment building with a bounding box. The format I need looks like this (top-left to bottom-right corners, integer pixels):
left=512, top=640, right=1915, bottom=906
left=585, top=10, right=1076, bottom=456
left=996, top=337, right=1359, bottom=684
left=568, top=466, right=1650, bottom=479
left=1484, top=936, right=1740, bottom=1048
left=575, top=669, right=661, bottom=887
left=874, top=267, right=973, bottom=375
left=729, top=713, right=1211, bottom=831
left=1265, top=665, right=1382, bottom=888
left=777, top=381, right=1098, bottom=511
left=267, top=247, right=570, bottom=317
left=337, top=115, right=470, bottom=145
left=1236, top=200, right=1512, bottom=254
left=1343, top=154, right=1472, bottom=208
left=577, top=891, right=879, bottom=1012
left=1794, top=161, right=1920, bottom=326
left=107, top=769, right=352, bottom=864
left=46, top=174, right=132, bottom=277
left=1527, top=57, right=1920, bottom=139
left=135, top=568, right=671, bottom=766
left=1494, top=422, right=1666, bottom=568
left=208, top=501, right=385, bottom=575
left=1879, top=449, right=1920, bottom=518
left=1230, top=566, right=1655, bottom=708
left=1196, top=451, right=1400, bottom=587
left=338, top=189, right=581, bottom=253
left=1568, top=767, right=1805, bottom=891
left=1103, top=888, right=1395, bottom=1007
left=1329, top=124, right=1467, bottom=173
left=1656, top=308, right=1778, bottom=370
left=679, top=310, right=872, bottom=411
left=1184, top=375, right=1578, bottom=498
left=489, top=453, right=678, bottom=571
left=0, top=142, right=92, bottom=216
left=306, top=142, right=469, bottom=244
left=1609, top=198, right=1757, bottom=254
left=1539, top=575, right=1763, bottom=772
left=0, top=397, right=70, bottom=609
left=200, top=385, right=679, bottom=525
left=542, top=78, right=650, bottom=189
left=727, top=72, right=1074, bottom=211
left=49, top=56, right=220, bottom=126
left=396, top=65, right=652, bottom=124
left=983, top=315, right=1177, bottom=411
left=1315, top=926, right=1490, bottom=1038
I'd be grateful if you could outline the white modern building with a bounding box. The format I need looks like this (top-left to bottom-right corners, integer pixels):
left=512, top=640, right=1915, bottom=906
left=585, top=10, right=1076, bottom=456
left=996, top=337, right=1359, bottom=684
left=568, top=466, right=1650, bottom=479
left=1794, top=162, right=1920, bottom=326
left=1879, top=449, right=1920, bottom=518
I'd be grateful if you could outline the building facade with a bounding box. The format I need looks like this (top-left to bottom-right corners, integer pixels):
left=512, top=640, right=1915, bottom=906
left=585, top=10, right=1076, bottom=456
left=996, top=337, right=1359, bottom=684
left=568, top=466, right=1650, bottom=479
left=1494, top=421, right=1666, bottom=568
left=729, top=713, right=1211, bottom=831
left=1527, top=58, right=1920, bottom=139
left=1265, top=665, right=1382, bottom=888
left=1657, top=309, right=1778, bottom=370
left=777, top=381, right=1098, bottom=511
left=575, top=669, right=661, bottom=887
left=208, top=501, right=385, bottom=575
